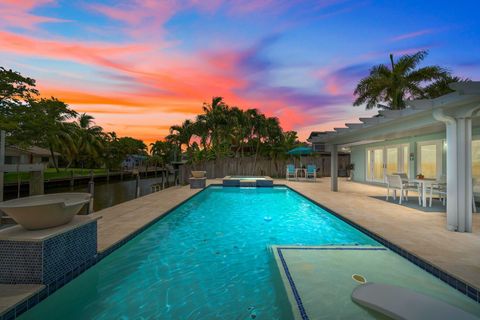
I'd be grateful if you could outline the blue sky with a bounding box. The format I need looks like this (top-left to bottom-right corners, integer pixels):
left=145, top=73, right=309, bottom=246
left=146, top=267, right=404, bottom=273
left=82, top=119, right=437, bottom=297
left=0, top=0, right=479, bottom=143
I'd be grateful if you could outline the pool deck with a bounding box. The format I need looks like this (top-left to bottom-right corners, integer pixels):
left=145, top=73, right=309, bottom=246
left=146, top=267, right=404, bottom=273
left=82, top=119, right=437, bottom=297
left=1, top=177, right=480, bottom=317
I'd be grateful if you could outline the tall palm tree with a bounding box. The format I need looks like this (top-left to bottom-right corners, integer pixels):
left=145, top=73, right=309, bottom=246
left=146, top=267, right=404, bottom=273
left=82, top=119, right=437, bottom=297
left=354, top=51, right=447, bottom=110
left=167, top=119, right=194, bottom=162
left=74, top=113, right=105, bottom=167
left=200, top=96, right=228, bottom=151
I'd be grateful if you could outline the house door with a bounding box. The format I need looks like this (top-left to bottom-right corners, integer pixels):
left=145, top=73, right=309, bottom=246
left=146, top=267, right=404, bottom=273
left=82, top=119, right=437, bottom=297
left=417, top=140, right=443, bottom=179
left=367, top=144, right=409, bottom=182
left=367, top=148, right=385, bottom=182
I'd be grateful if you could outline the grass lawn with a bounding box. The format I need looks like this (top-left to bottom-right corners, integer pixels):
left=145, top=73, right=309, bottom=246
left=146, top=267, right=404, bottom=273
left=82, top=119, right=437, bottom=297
left=4, top=168, right=108, bottom=184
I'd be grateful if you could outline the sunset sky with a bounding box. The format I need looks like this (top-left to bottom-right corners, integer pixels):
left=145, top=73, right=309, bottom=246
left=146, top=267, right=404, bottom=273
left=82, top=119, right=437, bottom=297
left=1, top=0, right=479, bottom=145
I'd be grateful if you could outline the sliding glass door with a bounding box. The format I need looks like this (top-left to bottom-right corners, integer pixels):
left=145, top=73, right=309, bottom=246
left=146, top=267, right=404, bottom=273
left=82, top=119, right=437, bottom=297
left=366, top=144, right=409, bottom=182
left=417, top=140, right=443, bottom=179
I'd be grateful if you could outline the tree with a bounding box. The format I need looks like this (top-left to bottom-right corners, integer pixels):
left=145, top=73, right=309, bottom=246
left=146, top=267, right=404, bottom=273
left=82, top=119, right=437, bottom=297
left=0, top=67, right=39, bottom=135
left=353, top=51, right=447, bottom=110
left=73, top=113, right=105, bottom=168
left=23, top=98, right=77, bottom=172
left=423, top=75, right=469, bottom=99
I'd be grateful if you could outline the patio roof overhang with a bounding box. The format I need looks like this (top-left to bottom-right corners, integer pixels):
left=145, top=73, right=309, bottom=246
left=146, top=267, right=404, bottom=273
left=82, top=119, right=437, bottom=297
left=310, top=82, right=480, bottom=147
left=321, top=82, right=480, bottom=233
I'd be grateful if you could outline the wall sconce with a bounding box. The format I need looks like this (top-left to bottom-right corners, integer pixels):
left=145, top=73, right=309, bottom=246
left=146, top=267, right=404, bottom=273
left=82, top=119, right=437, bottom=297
left=410, top=153, right=414, bottom=161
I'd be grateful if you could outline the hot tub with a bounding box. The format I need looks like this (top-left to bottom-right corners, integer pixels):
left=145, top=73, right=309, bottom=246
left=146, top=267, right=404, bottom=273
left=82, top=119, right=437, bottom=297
left=0, top=193, right=91, bottom=230
left=222, top=176, right=273, bottom=187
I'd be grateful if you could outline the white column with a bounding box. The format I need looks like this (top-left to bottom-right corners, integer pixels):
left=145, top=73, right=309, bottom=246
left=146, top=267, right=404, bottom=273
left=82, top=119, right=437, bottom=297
left=456, top=118, right=473, bottom=232
left=331, top=144, right=338, bottom=191
left=434, top=109, right=474, bottom=232
left=444, top=121, right=458, bottom=231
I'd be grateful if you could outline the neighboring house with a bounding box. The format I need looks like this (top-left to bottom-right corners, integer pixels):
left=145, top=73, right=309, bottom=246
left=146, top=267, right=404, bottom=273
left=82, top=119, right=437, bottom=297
left=122, top=154, right=148, bottom=170
left=308, top=82, right=480, bottom=233
left=5, top=146, right=60, bottom=169
left=307, top=132, right=328, bottom=152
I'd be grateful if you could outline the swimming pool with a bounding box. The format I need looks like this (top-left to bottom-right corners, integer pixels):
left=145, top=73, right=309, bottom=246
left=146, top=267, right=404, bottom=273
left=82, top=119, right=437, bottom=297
left=20, top=186, right=379, bottom=319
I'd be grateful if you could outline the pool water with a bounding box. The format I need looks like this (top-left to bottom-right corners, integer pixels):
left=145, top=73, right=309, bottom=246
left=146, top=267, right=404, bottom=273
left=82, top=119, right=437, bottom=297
left=21, top=186, right=378, bottom=319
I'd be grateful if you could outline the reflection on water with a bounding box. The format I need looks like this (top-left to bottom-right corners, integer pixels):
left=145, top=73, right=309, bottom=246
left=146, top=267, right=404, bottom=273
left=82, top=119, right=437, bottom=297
left=47, top=176, right=175, bottom=212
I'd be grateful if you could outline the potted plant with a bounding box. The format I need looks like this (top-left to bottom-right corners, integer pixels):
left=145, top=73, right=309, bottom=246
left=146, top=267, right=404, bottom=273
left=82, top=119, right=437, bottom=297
left=347, top=163, right=355, bottom=181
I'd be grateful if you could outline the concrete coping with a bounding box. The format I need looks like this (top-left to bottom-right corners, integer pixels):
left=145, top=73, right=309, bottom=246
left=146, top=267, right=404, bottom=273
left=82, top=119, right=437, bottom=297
left=0, top=215, right=101, bottom=242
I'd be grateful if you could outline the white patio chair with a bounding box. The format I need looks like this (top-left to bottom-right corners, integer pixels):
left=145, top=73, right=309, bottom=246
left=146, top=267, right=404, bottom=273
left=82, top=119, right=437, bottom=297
left=386, top=174, right=420, bottom=205
left=473, top=178, right=477, bottom=213
left=386, top=175, right=404, bottom=204
left=428, top=175, right=446, bottom=207
left=392, top=173, right=421, bottom=205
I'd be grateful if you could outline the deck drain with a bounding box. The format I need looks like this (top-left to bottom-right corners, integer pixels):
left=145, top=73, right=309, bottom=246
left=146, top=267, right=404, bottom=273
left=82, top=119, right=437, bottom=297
left=352, top=274, right=367, bottom=284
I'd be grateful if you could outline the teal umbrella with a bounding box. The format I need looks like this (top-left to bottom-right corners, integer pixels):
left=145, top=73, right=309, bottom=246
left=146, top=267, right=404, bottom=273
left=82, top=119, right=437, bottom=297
left=287, top=147, right=313, bottom=168
left=287, top=146, right=313, bottom=155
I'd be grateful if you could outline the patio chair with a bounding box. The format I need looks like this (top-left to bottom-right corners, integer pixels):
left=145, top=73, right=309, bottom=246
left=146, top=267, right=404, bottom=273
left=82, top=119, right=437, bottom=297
left=386, top=174, right=420, bottom=205
left=473, top=178, right=477, bottom=213
left=428, top=175, right=446, bottom=207
left=306, top=165, right=316, bottom=181
left=286, top=164, right=296, bottom=180
left=390, top=174, right=421, bottom=205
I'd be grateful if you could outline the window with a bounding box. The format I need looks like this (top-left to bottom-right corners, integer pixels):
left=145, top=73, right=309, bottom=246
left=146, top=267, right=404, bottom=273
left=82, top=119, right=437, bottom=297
left=473, top=140, right=480, bottom=193
left=417, top=140, right=443, bottom=179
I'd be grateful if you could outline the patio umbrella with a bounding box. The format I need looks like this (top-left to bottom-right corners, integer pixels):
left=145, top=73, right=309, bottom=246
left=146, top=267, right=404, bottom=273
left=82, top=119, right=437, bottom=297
left=287, top=146, right=313, bottom=156
left=287, top=146, right=313, bottom=167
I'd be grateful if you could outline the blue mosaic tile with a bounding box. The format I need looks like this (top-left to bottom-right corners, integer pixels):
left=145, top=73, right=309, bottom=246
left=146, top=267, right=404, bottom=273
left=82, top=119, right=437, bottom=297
left=3, top=309, right=15, bottom=320
left=27, top=294, right=39, bottom=309
left=38, top=288, right=48, bottom=301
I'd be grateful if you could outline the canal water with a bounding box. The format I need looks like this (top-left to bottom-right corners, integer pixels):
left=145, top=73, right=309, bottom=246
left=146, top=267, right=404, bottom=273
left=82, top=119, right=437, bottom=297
left=4, top=176, right=175, bottom=212
left=53, top=176, right=176, bottom=212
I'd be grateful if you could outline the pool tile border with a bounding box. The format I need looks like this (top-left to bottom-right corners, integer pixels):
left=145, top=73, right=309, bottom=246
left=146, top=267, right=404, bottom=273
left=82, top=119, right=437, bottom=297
left=0, top=186, right=212, bottom=320
left=280, top=184, right=480, bottom=304
left=276, top=246, right=388, bottom=320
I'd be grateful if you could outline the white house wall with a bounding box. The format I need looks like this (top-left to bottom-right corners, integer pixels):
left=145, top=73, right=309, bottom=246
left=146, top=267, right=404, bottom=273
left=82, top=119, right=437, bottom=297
left=351, top=126, right=480, bottom=186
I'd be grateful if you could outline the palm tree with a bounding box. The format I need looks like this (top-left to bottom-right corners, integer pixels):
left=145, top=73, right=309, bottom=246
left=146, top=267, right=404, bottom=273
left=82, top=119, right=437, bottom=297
left=423, top=75, right=469, bottom=99
left=74, top=113, right=105, bottom=168
left=354, top=51, right=447, bottom=110
left=27, top=98, right=77, bottom=172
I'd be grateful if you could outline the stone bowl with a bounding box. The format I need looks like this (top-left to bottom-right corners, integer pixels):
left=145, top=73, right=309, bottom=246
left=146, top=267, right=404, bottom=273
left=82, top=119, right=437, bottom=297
left=191, top=171, right=206, bottom=178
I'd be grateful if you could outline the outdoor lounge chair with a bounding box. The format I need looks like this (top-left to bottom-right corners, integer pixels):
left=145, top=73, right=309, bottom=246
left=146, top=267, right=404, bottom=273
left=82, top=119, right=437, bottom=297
left=386, top=174, right=420, bottom=205
left=306, top=165, right=316, bottom=181
left=286, top=164, right=296, bottom=180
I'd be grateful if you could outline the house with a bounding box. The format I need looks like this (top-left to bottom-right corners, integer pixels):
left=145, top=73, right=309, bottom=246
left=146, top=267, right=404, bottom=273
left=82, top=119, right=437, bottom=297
left=122, top=154, right=148, bottom=170
left=5, top=146, right=60, bottom=169
left=309, top=82, right=480, bottom=233
left=307, top=132, right=328, bottom=152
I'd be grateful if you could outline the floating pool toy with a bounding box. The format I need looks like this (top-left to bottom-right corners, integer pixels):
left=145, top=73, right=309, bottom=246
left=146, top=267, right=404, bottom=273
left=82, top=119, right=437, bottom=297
left=264, top=216, right=272, bottom=222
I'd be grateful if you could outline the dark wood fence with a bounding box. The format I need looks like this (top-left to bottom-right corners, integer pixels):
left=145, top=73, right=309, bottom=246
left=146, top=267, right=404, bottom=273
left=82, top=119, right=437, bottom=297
left=179, top=154, right=350, bottom=183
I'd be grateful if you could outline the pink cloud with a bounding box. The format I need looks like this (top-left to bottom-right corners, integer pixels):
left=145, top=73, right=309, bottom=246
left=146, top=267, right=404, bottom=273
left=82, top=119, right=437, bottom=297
left=391, top=29, right=436, bottom=41
left=0, top=0, right=69, bottom=31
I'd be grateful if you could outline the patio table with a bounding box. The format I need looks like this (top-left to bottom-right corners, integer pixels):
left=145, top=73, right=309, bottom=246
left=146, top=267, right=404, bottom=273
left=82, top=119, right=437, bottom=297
left=295, top=168, right=306, bottom=181
left=414, top=178, right=437, bottom=207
